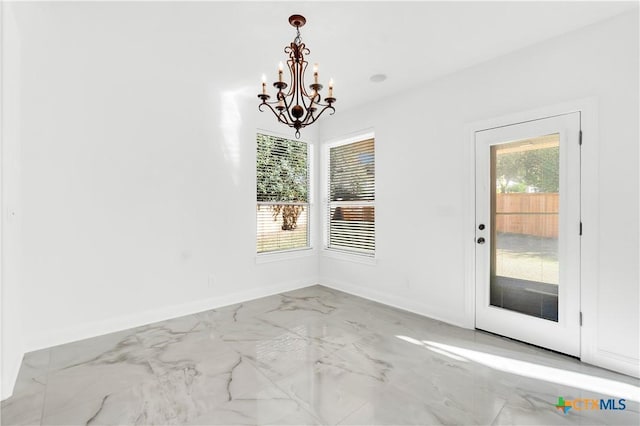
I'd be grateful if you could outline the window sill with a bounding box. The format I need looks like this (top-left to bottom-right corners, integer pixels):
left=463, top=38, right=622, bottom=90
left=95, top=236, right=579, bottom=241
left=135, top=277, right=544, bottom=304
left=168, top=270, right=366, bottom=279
left=321, top=248, right=377, bottom=265
left=255, top=247, right=315, bottom=264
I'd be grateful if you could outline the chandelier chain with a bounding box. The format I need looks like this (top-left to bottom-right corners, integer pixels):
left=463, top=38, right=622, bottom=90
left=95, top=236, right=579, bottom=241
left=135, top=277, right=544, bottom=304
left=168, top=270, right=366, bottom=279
left=294, top=27, right=302, bottom=46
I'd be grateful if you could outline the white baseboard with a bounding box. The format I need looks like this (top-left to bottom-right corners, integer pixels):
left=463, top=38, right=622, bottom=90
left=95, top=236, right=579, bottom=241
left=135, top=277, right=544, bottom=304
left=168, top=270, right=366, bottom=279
left=320, top=278, right=469, bottom=329
left=1, top=350, right=23, bottom=401
left=24, top=278, right=318, bottom=353
left=585, top=349, right=640, bottom=379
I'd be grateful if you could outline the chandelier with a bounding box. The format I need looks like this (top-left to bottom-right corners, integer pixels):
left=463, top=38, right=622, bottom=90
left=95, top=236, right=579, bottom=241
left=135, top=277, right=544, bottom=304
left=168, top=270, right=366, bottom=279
left=258, top=14, right=336, bottom=138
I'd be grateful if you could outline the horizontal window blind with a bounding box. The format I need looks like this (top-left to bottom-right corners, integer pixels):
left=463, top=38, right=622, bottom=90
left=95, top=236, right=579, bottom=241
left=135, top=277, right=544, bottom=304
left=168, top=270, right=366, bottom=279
left=256, top=134, right=309, bottom=253
left=328, top=138, right=375, bottom=255
left=330, top=139, right=375, bottom=201
left=257, top=203, right=308, bottom=253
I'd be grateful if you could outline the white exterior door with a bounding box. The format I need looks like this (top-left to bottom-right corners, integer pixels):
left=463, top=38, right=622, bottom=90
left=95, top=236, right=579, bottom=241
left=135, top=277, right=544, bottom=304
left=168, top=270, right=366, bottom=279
left=475, top=112, right=581, bottom=357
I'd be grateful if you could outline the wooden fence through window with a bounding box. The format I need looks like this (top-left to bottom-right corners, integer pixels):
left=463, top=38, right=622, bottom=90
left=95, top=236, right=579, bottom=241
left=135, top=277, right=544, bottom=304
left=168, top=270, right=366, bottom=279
left=495, top=193, right=558, bottom=238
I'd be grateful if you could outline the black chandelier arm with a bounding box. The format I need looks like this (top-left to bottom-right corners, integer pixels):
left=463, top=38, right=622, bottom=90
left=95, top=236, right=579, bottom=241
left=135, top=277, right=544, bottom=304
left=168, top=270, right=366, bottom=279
left=300, top=91, right=321, bottom=124
left=305, top=89, right=322, bottom=111
left=307, top=85, right=322, bottom=100
left=259, top=88, right=335, bottom=124
left=258, top=101, right=294, bottom=128
left=257, top=100, right=280, bottom=117
left=301, top=101, right=316, bottom=125
left=308, top=96, right=335, bottom=112
left=300, top=109, right=316, bottom=127
left=303, top=103, right=336, bottom=126
left=258, top=99, right=334, bottom=140
left=258, top=90, right=299, bottom=128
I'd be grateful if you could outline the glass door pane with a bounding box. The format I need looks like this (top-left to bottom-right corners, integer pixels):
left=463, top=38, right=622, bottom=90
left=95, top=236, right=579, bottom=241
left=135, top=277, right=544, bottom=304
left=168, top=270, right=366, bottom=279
left=490, top=134, right=560, bottom=321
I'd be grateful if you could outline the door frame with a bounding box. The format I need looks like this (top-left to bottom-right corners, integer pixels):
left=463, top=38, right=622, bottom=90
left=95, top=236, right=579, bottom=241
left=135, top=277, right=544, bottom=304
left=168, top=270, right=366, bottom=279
left=475, top=113, right=581, bottom=356
left=463, top=98, right=599, bottom=363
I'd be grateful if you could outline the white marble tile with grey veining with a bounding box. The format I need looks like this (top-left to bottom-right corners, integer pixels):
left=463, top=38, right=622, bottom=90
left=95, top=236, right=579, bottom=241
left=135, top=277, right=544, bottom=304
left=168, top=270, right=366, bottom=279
left=42, top=354, right=155, bottom=419
left=233, top=330, right=333, bottom=382
left=133, top=313, right=208, bottom=349
left=492, top=382, right=640, bottom=426
left=272, top=353, right=374, bottom=425
left=48, top=329, right=141, bottom=372
left=3, top=284, right=639, bottom=426
left=186, top=394, right=322, bottom=426
left=254, top=293, right=339, bottom=328
left=0, top=350, right=49, bottom=426
left=337, top=383, right=454, bottom=426
left=42, top=349, right=284, bottom=425
left=282, top=315, right=365, bottom=353
left=194, top=294, right=285, bottom=329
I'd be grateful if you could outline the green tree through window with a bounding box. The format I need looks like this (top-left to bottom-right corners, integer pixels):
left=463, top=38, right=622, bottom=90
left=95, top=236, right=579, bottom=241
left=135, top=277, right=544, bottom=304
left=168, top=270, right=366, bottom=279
left=256, top=134, right=309, bottom=253
left=496, top=145, right=559, bottom=193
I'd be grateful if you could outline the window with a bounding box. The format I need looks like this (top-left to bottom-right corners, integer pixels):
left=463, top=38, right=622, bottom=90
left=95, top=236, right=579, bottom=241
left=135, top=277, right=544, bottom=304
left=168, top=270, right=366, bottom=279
left=327, top=137, right=375, bottom=255
left=256, top=133, right=310, bottom=253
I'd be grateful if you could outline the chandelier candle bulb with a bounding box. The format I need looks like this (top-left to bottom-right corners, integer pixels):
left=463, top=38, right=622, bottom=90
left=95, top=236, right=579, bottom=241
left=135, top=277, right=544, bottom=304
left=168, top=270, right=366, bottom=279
left=313, top=64, right=319, bottom=84
left=328, top=78, right=334, bottom=97
left=278, top=62, right=284, bottom=82
left=262, top=75, right=267, bottom=95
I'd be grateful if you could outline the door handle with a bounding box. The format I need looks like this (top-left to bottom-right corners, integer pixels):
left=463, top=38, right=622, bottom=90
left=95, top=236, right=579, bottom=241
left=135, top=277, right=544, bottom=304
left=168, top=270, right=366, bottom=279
left=477, top=237, right=486, bottom=244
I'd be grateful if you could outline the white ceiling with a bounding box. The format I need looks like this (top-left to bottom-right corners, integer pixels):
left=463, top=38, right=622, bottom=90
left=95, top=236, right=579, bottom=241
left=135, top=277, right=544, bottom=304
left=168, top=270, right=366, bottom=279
left=250, top=0, right=638, bottom=111
left=12, top=1, right=639, bottom=111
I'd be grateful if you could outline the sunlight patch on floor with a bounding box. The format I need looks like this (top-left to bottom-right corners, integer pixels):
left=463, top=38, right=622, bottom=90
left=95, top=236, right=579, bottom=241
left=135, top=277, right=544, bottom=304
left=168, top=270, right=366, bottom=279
left=396, top=335, right=640, bottom=402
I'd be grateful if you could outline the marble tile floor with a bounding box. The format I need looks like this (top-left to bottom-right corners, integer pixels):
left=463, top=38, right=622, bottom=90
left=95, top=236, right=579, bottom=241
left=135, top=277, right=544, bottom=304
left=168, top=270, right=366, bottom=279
left=1, top=285, right=639, bottom=425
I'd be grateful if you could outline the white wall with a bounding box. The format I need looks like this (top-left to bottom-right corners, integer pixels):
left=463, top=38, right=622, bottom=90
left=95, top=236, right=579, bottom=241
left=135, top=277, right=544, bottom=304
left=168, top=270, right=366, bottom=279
left=1, top=2, right=26, bottom=400
left=319, top=11, right=639, bottom=376
left=6, top=2, right=320, bottom=355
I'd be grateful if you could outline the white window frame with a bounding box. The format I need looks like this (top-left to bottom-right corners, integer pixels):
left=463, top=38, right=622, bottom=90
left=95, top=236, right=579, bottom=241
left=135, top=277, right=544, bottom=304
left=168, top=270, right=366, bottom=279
left=322, top=130, right=376, bottom=260
left=255, top=130, right=314, bottom=261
